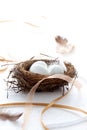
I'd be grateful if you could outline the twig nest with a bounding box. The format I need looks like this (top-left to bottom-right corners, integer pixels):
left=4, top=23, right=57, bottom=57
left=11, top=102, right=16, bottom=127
left=7, top=58, right=76, bottom=92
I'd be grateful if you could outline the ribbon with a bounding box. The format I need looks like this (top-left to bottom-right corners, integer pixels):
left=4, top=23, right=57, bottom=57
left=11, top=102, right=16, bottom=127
left=22, top=74, right=81, bottom=130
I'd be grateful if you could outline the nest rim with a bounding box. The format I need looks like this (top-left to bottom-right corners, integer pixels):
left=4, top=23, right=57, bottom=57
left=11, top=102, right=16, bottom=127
left=7, top=59, right=76, bottom=92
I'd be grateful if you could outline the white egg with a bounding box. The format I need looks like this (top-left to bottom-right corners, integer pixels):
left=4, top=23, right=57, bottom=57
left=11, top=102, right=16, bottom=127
left=48, top=64, right=64, bottom=75
left=29, top=61, right=48, bottom=75
left=59, top=60, right=67, bottom=72
left=32, top=61, right=47, bottom=68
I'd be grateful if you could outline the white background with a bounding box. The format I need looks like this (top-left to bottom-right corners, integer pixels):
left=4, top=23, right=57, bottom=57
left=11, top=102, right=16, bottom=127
left=0, top=0, right=87, bottom=130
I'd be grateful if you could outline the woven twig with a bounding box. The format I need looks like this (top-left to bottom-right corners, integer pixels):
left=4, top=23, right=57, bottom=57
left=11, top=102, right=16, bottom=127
left=7, top=59, right=76, bottom=92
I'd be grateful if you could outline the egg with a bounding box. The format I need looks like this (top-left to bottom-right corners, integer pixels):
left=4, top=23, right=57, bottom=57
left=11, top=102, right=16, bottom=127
left=29, top=60, right=66, bottom=75
left=48, top=64, right=65, bottom=75
left=59, top=60, right=67, bottom=72
left=32, top=61, right=47, bottom=68
left=29, top=61, right=48, bottom=75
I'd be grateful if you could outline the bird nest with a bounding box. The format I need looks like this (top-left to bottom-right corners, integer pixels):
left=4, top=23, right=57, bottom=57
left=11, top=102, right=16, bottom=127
left=7, top=59, right=76, bottom=93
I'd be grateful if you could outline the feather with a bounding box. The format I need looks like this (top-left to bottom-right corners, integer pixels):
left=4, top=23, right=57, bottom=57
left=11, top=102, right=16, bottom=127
left=0, top=113, right=22, bottom=121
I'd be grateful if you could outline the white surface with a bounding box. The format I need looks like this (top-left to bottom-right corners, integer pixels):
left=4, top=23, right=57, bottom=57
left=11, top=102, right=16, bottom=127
left=0, top=0, right=87, bottom=129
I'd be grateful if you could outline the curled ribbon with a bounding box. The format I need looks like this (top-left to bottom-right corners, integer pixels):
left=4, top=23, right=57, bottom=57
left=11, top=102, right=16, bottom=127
left=22, top=74, right=81, bottom=130
left=0, top=56, right=15, bottom=73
